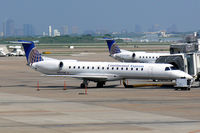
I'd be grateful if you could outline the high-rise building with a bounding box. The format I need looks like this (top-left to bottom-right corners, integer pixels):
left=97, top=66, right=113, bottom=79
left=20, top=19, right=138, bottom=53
left=53, top=29, right=61, bottom=37
left=2, top=22, right=6, bottom=37
left=42, top=32, right=46, bottom=36
left=23, top=24, right=34, bottom=36
left=148, top=24, right=161, bottom=32
left=48, top=25, right=52, bottom=36
left=72, top=26, right=79, bottom=34
left=6, top=19, right=15, bottom=37
left=167, top=24, right=178, bottom=33
left=60, top=25, right=68, bottom=35
left=15, top=28, right=24, bottom=36
left=0, top=32, right=3, bottom=37
left=134, top=24, right=142, bottom=33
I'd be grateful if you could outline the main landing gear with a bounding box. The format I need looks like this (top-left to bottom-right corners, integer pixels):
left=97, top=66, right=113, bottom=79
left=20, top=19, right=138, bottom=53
left=80, top=80, right=88, bottom=88
left=80, top=80, right=106, bottom=88
left=96, top=82, right=105, bottom=88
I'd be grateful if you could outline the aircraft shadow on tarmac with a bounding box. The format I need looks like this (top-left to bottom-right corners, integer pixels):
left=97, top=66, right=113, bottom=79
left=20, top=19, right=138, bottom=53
left=0, top=84, right=174, bottom=90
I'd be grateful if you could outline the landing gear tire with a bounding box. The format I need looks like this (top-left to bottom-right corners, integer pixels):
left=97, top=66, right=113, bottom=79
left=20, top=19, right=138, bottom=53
left=96, top=82, right=105, bottom=88
left=80, top=80, right=88, bottom=88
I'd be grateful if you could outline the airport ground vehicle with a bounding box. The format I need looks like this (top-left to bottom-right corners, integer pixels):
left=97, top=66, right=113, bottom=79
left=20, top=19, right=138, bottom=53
left=174, top=78, right=191, bottom=91
left=8, top=48, right=25, bottom=56
left=0, top=46, right=9, bottom=57
left=0, top=49, right=8, bottom=56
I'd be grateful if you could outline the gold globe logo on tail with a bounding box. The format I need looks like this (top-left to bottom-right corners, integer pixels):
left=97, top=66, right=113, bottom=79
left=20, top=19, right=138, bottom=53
left=28, top=48, right=43, bottom=65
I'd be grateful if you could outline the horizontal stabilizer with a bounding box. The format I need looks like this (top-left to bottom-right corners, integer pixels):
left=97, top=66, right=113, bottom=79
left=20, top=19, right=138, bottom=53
left=9, top=40, right=39, bottom=44
left=96, top=38, right=114, bottom=41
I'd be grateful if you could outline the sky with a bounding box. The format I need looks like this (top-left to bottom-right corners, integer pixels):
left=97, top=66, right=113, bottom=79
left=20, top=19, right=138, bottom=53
left=0, top=0, right=200, bottom=34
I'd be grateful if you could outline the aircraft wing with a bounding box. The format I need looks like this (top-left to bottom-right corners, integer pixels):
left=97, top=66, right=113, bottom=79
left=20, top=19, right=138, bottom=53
left=45, top=73, right=120, bottom=82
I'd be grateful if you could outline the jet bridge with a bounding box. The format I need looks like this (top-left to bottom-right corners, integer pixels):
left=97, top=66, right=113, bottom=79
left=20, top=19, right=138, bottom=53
left=156, top=39, right=200, bottom=80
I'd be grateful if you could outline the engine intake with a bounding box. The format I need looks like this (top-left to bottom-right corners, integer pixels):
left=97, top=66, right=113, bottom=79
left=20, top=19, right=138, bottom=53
left=132, top=53, right=136, bottom=58
left=59, top=61, right=64, bottom=70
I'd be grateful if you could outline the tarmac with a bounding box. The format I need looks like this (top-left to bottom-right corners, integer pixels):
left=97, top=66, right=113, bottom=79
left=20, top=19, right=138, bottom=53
left=0, top=47, right=200, bottom=133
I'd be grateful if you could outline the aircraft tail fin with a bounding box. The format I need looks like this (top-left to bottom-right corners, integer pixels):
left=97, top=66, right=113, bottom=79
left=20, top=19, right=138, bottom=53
left=17, top=40, right=43, bottom=65
left=104, top=38, right=121, bottom=55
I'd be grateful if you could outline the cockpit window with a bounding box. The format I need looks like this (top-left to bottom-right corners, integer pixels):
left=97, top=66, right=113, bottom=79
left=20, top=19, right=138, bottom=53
left=170, top=66, right=177, bottom=70
left=165, top=67, right=170, bottom=71
left=165, top=66, right=177, bottom=71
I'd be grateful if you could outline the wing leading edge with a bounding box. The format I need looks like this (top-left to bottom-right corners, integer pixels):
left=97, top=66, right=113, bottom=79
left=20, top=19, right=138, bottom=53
left=45, top=73, right=120, bottom=82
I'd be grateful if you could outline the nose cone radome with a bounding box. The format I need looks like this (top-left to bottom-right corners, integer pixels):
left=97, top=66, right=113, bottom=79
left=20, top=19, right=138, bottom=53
left=175, top=71, right=193, bottom=79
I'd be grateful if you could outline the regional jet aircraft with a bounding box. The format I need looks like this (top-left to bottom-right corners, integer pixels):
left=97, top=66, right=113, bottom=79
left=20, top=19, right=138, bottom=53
left=16, top=40, right=192, bottom=88
left=105, top=38, right=169, bottom=63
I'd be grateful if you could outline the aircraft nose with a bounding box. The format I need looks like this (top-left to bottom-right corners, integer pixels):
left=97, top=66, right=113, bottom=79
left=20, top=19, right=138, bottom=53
left=185, top=74, right=193, bottom=79
left=175, top=71, right=193, bottom=79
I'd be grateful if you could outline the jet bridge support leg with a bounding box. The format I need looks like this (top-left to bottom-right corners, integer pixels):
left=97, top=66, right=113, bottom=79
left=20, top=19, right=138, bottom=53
left=123, top=79, right=133, bottom=88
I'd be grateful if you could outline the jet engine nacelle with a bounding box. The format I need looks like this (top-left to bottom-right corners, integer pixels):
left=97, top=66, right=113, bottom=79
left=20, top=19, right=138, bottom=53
left=32, top=60, right=64, bottom=74
left=113, top=52, right=136, bottom=62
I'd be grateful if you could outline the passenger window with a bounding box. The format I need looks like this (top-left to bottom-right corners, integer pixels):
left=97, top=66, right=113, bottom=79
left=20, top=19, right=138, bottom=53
left=139, top=56, right=141, bottom=58
left=112, top=67, right=114, bottom=70
left=143, top=56, right=144, bottom=58
left=92, top=66, right=94, bottom=69
left=73, top=66, right=76, bottom=69
left=121, top=68, right=123, bottom=70
left=126, top=68, right=128, bottom=70
left=107, top=67, right=109, bottom=70
left=131, top=68, right=133, bottom=70
left=78, top=66, right=80, bottom=69
left=149, top=56, right=151, bottom=58
left=165, top=67, right=170, bottom=71
left=153, top=57, right=154, bottom=59
left=82, top=66, right=85, bottom=69
left=69, top=66, right=71, bottom=69
left=136, top=68, right=138, bottom=71
left=97, top=67, right=100, bottom=69
left=146, top=56, right=148, bottom=58
left=116, top=67, right=119, bottom=70
left=141, top=68, right=143, bottom=71
left=102, top=67, right=104, bottom=70
left=87, top=66, right=89, bottom=69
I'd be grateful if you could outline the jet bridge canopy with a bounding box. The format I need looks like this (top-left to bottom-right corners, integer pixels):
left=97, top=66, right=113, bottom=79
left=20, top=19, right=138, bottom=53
left=156, top=55, right=185, bottom=71
left=170, top=43, right=199, bottom=54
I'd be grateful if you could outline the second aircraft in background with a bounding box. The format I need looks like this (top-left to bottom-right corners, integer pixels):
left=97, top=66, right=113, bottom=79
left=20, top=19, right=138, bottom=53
left=105, top=38, right=169, bottom=63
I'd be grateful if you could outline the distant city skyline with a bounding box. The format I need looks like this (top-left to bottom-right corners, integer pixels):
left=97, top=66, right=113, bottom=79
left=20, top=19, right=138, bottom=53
left=0, top=19, right=180, bottom=37
left=0, top=0, right=200, bottom=35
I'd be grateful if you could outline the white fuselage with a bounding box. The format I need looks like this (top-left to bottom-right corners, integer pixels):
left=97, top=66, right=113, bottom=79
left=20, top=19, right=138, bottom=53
left=31, top=60, right=192, bottom=82
left=112, top=50, right=169, bottom=63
